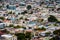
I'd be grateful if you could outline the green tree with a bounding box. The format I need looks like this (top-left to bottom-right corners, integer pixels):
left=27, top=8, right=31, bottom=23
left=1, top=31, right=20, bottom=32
left=27, top=5, right=32, bottom=10
left=45, top=32, right=51, bottom=36
left=15, top=32, right=32, bottom=40
left=0, top=6, right=2, bottom=8
left=53, top=29, right=60, bottom=35
left=0, top=17, right=5, bottom=20
left=56, top=21, right=60, bottom=23
left=6, top=5, right=9, bottom=9
left=8, top=24, right=14, bottom=27
left=50, top=29, right=60, bottom=40
left=29, top=11, right=33, bottom=14
left=8, top=11, right=12, bottom=14
left=50, top=36, right=60, bottom=40
left=20, top=17, right=23, bottom=19
left=48, top=15, right=58, bottom=22
left=50, top=37, right=56, bottom=40
left=53, top=23, right=58, bottom=26
left=40, top=27, right=46, bottom=30
left=22, top=27, right=26, bottom=29
left=14, top=25, right=22, bottom=28
left=15, top=33, right=26, bottom=40
left=25, top=18, right=29, bottom=21
left=41, top=19, right=44, bottom=22
left=21, top=10, right=27, bottom=14
left=13, top=12, right=15, bottom=14
left=25, top=32, right=32, bottom=40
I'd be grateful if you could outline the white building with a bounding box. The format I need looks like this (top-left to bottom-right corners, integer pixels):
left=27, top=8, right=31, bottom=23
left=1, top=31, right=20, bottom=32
left=1, top=34, right=17, bottom=40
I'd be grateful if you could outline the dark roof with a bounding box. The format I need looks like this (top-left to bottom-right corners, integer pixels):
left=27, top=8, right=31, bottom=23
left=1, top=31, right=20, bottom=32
left=0, top=31, right=4, bottom=35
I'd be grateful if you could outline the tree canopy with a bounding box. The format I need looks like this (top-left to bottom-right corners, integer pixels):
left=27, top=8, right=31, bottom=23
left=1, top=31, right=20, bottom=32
left=8, top=11, right=12, bottom=14
left=25, top=32, right=32, bottom=40
left=15, top=32, right=32, bottom=40
left=15, top=33, right=26, bottom=40
left=6, top=5, right=9, bottom=9
left=53, top=29, right=60, bottom=35
left=0, top=17, right=5, bottom=20
left=21, top=10, right=27, bottom=14
left=27, top=5, right=32, bottom=10
left=48, top=15, right=58, bottom=22
left=50, top=29, right=60, bottom=40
